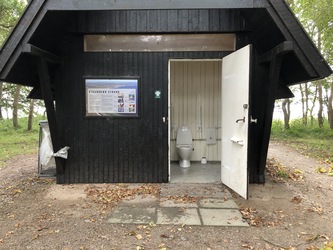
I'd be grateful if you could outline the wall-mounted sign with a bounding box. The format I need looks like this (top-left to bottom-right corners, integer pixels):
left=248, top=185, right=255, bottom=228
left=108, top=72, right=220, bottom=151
left=85, top=78, right=139, bottom=117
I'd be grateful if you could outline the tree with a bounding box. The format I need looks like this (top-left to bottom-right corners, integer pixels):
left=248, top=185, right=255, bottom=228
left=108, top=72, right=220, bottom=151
left=0, top=0, right=43, bottom=129
left=0, top=81, right=3, bottom=119
left=328, top=79, right=333, bottom=129
left=282, top=99, right=291, bottom=129
left=287, top=0, right=333, bottom=128
left=0, top=0, right=26, bottom=122
left=299, top=84, right=306, bottom=125
left=12, top=85, right=21, bottom=128
left=317, top=80, right=324, bottom=127
left=0, top=0, right=26, bottom=45
left=27, top=99, right=35, bottom=131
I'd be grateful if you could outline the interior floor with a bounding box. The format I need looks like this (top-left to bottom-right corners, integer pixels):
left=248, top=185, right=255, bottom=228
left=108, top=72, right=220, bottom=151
left=170, top=162, right=221, bottom=183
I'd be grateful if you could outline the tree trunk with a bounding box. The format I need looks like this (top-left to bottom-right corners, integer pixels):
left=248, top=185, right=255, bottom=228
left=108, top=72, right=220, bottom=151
left=13, top=85, right=21, bottom=128
left=28, top=99, right=35, bottom=131
left=317, top=80, right=324, bottom=128
left=0, top=81, right=3, bottom=119
left=328, top=81, right=333, bottom=129
left=282, top=98, right=291, bottom=130
left=300, top=83, right=308, bottom=126
left=305, top=83, right=309, bottom=125
left=309, top=84, right=318, bottom=126
left=316, top=31, right=324, bottom=128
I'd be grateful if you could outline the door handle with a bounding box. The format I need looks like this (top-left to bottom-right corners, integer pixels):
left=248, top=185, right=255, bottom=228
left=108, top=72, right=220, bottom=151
left=231, top=137, right=244, bottom=146
left=250, top=116, right=257, bottom=124
left=236, top=117, right=245, bottom=123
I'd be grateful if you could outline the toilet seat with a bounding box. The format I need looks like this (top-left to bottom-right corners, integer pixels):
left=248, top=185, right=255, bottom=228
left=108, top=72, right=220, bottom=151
left=176, top=126, right=193, bottom=168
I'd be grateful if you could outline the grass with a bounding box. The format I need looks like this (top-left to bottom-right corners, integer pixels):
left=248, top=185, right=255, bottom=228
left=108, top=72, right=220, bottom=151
left=0, top=116, right=44, bottom=168
left=271, top=119, right=333, bottom=164
left=1, top=116, right=332, bottom=169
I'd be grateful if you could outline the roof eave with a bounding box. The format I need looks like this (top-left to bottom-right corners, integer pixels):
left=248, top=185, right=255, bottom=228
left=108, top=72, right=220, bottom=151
left=45, top=0, right=269, bottom=11
left=267, top=0, right=332, bottom=84
left=0, top=0, right=47, bottom=81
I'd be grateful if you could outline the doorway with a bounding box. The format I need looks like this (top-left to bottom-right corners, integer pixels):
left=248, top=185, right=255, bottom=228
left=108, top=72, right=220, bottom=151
left=168, top=59, right=222, bottom=183
left=167, top=45, right=251, bottom=199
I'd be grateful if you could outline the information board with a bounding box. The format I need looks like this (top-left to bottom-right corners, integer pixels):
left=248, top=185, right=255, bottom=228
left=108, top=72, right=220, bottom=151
left=85, top=78, right=139, bottom=117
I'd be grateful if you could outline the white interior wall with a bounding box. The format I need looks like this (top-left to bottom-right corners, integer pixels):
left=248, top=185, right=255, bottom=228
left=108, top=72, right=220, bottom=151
left=170, top=60, right=222, bottom=161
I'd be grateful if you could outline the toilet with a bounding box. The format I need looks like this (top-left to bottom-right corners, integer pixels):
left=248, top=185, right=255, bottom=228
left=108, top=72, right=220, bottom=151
left=176, top=126, right=193, bottom=168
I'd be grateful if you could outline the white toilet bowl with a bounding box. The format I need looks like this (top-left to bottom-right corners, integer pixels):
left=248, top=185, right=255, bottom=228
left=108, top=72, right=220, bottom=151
left=176, top=126, right=193, bottom=168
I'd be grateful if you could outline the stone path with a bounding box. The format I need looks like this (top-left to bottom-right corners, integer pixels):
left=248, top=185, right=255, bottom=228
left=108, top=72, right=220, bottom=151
left=107, top=183, right=248, bottom=227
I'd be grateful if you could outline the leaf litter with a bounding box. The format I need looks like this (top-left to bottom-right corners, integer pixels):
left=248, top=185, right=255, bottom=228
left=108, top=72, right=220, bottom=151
left=266, top=158, right=305, bottom=182
left=85, top=184, right=160, bottom=210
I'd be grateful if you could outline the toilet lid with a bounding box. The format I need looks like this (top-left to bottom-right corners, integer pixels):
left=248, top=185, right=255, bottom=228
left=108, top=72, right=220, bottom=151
left=176, top=127, right=192, bottom=145
left=177, top=144, right=191, bottom=148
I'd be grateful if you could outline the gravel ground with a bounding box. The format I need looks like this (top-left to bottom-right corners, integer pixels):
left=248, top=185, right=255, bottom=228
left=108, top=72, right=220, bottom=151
left=0, top=140, right=332, bottom=250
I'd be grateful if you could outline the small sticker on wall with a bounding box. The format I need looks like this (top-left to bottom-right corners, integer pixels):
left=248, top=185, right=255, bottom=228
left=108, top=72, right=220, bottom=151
left=155, top=90, right=161, bottom=99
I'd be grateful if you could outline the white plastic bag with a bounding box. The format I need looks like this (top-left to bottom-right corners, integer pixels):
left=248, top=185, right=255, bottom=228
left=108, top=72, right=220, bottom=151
left=40, top=124, right=54, bottom=166
left=53, top=146, right=70, bottom=159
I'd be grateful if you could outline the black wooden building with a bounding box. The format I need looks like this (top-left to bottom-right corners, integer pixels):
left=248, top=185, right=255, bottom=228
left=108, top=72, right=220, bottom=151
left=0, top=0, right=331, bottom=198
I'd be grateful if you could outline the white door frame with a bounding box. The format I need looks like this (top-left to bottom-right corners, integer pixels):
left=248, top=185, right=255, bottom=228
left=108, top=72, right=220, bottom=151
left=167, top=59, right=223, bottom=182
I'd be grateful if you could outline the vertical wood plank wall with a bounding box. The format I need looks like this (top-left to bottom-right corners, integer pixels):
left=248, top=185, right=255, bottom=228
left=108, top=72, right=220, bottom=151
left=56, top=9, right=245, bottom=183
left=170, top=61, right=222, bottom=161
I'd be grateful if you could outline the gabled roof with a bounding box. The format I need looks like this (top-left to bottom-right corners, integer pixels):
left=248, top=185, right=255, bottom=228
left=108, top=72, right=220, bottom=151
left=0, top=0, right=331, bottom=87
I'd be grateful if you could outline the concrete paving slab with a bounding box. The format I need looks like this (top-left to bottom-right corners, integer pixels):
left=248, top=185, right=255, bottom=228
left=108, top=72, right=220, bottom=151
left=199, top=208, right=249, bottom=227
left=108, top=207, right=156, bottom=224
left=105, top=183, right=246, bottom=227
left=157, top=207, right=201, bottom=225
left=159, top=199, right=198, bottom=208
left=199, top=198, right=239, bottom=209
left=118, top=195, right=158, bottom=207
left=161, top=183, right=232, bottom=199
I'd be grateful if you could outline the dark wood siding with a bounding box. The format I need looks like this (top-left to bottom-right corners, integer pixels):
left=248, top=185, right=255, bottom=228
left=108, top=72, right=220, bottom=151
left=56, top=9, right=247, bottom=183
left=73, top=9, right=245, bottom=33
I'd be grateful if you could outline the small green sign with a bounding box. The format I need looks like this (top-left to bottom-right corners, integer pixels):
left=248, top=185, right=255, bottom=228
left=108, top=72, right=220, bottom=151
left=155, top=90, right=161, bottom=99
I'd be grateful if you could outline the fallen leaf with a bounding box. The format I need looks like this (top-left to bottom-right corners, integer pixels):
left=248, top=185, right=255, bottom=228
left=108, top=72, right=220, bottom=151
left=136, top=234, right=143, bottom=240
left=241, top=243, right=254, bottom=249
left=291, top=196, right=302, bottom=204
left=316, top=167, right=327, bottom=173
left=5, top=231, right=14, bottom=237
left=12, top=189, right=22, bottom=194
left=129, top=230, right=136, bottom=236
left=149, top=222, right=156, bottom=227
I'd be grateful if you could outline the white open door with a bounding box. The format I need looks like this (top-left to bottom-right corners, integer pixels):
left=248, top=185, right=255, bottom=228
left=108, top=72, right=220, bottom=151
left=221, top=45, right=251, bottom=199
